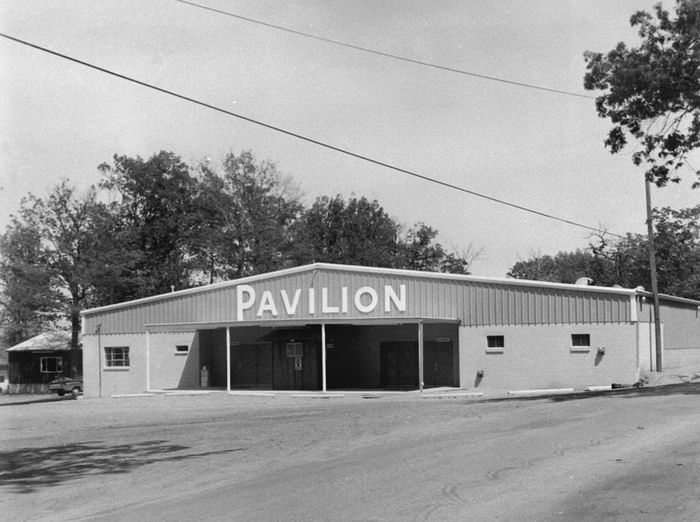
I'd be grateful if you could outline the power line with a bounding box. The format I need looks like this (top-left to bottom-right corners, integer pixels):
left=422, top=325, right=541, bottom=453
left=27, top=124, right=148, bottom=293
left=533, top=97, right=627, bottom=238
left=0, top=32, right=623, bottom=238
left=174, top=0, right=595, bottom=101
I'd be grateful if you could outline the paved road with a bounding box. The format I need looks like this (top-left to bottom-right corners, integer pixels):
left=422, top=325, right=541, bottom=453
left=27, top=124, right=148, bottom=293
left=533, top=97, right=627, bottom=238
left=2, top=385, right=699, bottom=521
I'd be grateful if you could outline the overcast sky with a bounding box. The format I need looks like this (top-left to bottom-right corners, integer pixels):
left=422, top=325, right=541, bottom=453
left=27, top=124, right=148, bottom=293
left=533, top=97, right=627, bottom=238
left=1, top=0, right=698, bottom=277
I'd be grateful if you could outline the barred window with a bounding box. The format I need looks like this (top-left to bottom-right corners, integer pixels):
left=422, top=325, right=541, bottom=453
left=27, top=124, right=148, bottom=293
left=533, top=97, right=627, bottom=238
left=105, top=346, right=129, bottom=367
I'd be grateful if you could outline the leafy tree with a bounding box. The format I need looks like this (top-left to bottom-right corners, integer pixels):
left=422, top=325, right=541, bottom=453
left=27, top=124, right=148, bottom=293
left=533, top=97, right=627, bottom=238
left=191, top=151, right=302, bottom=282
left=508, top=205, right=700, bottom=300
left=291, top=195, right=400, bottom=267
left=0, top=215, right=61, bottom=346
left=584, top=0, right=700, bottom=187
left=0, top=182, right=125, bottom=378
left=99, top=151, right=198, bottom=295
left=397, top=223, right=479, bottom=274
left=507, top=250, right=595, bottom=283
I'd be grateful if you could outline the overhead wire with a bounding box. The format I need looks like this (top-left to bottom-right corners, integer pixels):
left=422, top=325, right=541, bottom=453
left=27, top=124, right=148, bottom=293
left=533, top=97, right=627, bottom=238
left=174, top=0, right=595, bottom=100
left=0, top=32, right=624, bottom=239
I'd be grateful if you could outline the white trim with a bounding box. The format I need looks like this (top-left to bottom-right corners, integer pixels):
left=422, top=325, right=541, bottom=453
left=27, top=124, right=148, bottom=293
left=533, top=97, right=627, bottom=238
left=81, top=262, right=640, bottom=317
left=226, top=327, right=231, bottom=392
left=321, top=323, right=327, bottom=393
left=143, top=316, right=461, bottom=332
left=418, top=321, right=424, bottom=392
left=146, top=330, right=151, bottom=392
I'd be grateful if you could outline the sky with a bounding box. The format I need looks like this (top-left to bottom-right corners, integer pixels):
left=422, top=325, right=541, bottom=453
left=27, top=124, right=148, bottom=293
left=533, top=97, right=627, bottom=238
left=1, top=0, right=698, bottom=278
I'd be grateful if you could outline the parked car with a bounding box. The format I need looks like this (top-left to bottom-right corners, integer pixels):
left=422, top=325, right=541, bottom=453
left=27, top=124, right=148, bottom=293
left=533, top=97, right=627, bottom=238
left=48, top=376, right=83, bottom=397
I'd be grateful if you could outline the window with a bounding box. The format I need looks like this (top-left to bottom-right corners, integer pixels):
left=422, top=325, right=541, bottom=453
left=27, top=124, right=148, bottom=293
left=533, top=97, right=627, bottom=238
left=40, top=357, right=63, bottom=373
left=486, top=335, right=505, bottom=353
left=571, top=334, right=591, bottom=352
left=175, top=345, right=189, bottom=354
left=286, top=342, right=303, bottom=358
left=105, top=346, right=129, bottom=367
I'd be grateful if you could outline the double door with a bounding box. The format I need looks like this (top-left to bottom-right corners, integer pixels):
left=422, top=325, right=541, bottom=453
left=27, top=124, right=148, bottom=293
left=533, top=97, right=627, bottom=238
left=230, top=341, right=320, bottom=390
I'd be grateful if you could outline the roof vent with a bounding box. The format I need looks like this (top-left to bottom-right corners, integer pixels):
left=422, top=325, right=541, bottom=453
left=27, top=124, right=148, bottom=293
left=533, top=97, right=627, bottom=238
left=575, top=277, right=593, bottom=286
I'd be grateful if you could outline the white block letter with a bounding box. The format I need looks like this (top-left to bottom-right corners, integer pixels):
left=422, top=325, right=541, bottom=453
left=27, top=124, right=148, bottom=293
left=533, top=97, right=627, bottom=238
left=257, top=290, right=278, bottom=317
left=237, top=285, right=255, bottom=321
left=355, top=287, right=378, bottom=313
left=280, top=289, right=301, bottom=316
left=322, top=287, right=339, bottom=314
left=308, top=288, right=316, bottom=315
left=384, top=284, right=406, bottom=312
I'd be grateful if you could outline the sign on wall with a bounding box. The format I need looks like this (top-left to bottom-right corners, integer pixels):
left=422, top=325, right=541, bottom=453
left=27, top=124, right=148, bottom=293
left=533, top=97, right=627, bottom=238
left=236, top=284, right=407, bottom=320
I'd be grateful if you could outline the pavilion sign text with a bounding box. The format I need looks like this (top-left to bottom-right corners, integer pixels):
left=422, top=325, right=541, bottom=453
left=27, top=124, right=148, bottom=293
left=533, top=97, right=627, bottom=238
left=236, top=284, right=407, bottom=321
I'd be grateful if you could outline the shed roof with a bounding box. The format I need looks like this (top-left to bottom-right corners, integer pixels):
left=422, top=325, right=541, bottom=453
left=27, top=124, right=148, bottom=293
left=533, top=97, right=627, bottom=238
left=7, top=331, right=75, bottom=352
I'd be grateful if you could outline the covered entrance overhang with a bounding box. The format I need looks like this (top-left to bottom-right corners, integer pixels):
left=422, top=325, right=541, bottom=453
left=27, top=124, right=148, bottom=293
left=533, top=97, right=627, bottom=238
left=145, top=317, right=461, bottom=393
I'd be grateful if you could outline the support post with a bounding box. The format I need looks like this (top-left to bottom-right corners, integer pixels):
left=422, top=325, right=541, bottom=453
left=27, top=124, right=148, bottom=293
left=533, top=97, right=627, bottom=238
left=226, top=326, right=231, bottom=392
left=645, top=178, right=663, bottom=372
left=146, top=329, right=151, bottom=392
left=96, top=323, right=102, bottom=398
left=418, top=321, right=424, bottom=392
left=321, top=323, right=327, bottom=392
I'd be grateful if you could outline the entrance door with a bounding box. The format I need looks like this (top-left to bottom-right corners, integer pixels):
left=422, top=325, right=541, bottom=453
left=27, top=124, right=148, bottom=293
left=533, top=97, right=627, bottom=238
left=231, top=343, right=272, bottom=388
left=380, top=342, right=418, bottom=387
left=424, top=341, right=454, bottom=387
left=272, top=340, right=320, bottom=390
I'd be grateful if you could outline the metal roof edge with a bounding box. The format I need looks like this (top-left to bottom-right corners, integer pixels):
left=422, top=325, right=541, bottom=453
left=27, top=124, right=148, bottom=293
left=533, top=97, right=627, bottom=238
left=310, top=263, right=636, bottom=295
left=81, top=263, right=319, bottom=316
left=81, top=262, right=636, bottom=317
left=636, top=291, right=700, bottom=307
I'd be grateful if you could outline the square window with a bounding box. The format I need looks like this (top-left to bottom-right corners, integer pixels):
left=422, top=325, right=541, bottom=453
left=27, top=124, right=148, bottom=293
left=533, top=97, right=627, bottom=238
left=105, top=346, right=129, bottom=367
left=40, top=357, right=63, bottom=373
left=175, top=345, right=189, bottom=353
left=486, top=335, right=504, bottom=353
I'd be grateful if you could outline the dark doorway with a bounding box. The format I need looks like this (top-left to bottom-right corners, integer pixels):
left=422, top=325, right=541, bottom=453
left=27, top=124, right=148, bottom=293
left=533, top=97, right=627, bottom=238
left=380, top=342, right=418, bottom=387
left=230, top=343, right=273, bottom=388
left=380, top=340, right=455, bottom=388
left=424, top=341, right=454, bottom=387
left=272, top=340, right=320, bottom=390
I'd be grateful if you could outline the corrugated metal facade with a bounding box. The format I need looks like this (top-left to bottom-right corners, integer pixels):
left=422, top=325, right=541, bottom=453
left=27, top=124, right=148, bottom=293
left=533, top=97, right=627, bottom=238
left=82, top=264, right=633, bottom=334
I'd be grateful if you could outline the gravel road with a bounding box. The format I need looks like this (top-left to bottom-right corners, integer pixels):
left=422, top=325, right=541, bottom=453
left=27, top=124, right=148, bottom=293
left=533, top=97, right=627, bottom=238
left=2, top=385, right=699, bottom=521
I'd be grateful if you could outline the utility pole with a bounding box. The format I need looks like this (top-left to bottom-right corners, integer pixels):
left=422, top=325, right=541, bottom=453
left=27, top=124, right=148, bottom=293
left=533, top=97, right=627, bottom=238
left=644, top=178, right=663, bottom=372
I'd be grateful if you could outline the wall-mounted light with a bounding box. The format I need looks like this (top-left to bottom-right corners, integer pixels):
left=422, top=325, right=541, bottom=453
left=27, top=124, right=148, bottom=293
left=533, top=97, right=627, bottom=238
left=476, top=369, right=485, bottom=377
left=597, top=347, right=606, bottom=356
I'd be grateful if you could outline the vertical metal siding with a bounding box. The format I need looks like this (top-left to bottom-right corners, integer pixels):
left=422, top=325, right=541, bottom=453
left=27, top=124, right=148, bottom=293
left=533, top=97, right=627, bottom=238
left=82, top=267, right=634, bottom=333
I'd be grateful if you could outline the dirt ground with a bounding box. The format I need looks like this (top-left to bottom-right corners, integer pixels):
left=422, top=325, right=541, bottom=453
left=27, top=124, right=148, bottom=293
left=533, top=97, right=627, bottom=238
left=2, top=383, right=700, bottom=521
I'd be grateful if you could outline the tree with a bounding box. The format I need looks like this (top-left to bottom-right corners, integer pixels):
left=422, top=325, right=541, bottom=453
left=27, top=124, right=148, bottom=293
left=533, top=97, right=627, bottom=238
left=291, top=195, right=400, bottom=267
left=0, top=214, right=61, bottom=346
left=508, top=205, right=700, bottom=300
left=0, top=182, right=125, bottom=378
left=397, top=223, right=479, bottom=274
left=584, top=0, right=700, bottom=187
left=191, top=151, right=302, bottom=282
left=99, top=151, right=198, bottom=295
left=507, top=250, right=595, bottom=283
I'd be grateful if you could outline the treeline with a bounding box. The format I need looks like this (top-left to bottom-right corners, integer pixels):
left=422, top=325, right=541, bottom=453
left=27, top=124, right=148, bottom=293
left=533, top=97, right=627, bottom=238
left=0, top=150, right=478, bottom=347
left=508, top=205, right=700, bottom=300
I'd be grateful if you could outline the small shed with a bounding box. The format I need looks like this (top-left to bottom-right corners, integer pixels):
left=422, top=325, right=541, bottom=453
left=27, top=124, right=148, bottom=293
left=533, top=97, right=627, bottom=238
left=7, top=331, right=82, bottom=394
